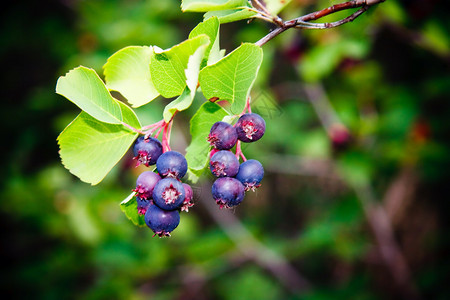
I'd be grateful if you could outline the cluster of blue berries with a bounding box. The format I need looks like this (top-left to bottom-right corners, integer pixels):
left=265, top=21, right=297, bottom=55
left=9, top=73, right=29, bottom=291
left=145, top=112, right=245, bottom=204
left=132, top=137, right=193, bottom=237
left=208, top=113, right=265, bottom=209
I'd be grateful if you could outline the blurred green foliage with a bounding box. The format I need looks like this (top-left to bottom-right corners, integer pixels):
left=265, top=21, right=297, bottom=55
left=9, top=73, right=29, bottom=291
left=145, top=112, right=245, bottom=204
left=1, top=0, right=450, bottom=299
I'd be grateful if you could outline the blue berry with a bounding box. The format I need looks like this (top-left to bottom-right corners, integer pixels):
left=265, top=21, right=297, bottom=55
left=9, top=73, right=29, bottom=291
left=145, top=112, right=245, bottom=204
left=236, top=159, right=264, bottom=191
left=156, top=151, right=188, bottom=179
left=208, top=121, right=238, bottom=150
left=133, top=136, right=163, bottom=167
left=136, top=197, right=151, bottom=215
left=212, top=177, right=245, bottom=209
left=181, top=183, right=194, bottom=212
left=145, top=204, right=180, bottom=237
left=133, top=171, right=161, bottom=199
left=235, top=113, right=265, bottom=143
left=152, top=178, right=185, bottom=211
left=209, top=150, right=240, bottom=178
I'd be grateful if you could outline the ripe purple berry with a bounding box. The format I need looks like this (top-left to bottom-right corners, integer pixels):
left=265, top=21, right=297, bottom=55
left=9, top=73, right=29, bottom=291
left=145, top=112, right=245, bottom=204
left=136, top=197, right=151, bottom=215
left=212, top=177, right=245, bottom=209
left=145, top=204, right=180, bottom=237
left=152, top=177, right=185, bottom=211
left=236, top=159, right=264, bottom=191
left=156, top=151, right=188, bottom=179
left=235, top=113, right=266, bottom=143
left=208, top=121, right=238, bottom=150
left=133, top=171, right=161, bottom=199
left=133, top=136, right=163, bottom=167
left=181, top=183, right=194, bottom=212
left=209, top=150, right=240, bottom=178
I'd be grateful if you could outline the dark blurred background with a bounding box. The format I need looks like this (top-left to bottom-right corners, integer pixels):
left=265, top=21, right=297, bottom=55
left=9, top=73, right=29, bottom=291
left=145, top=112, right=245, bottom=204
left=1, top=0, right=450, bottom=299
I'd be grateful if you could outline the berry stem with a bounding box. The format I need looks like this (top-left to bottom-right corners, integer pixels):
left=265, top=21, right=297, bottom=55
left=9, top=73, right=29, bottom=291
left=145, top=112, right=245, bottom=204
left=167, top=118, right=174, bottom=146
left=143, top=120, right=166, bottom=139
left=245, top=96, right=252, bottom=114
left=142, top=113, right=177, bottom=152
left=162, top=122, right=171, bottom=152
left=235, top=140, right=247, bottom=162
left=120, top=122, right=145, bottom=135
left=141, top=120, right=165, bottom=131
left=154, top=126, right=164, bottom=139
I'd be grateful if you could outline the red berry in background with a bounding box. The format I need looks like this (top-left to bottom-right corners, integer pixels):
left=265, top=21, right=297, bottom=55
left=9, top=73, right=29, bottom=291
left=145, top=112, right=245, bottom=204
left=328, top=123, right=352, bottom=152
left=235, top=113, right=266, bottom=143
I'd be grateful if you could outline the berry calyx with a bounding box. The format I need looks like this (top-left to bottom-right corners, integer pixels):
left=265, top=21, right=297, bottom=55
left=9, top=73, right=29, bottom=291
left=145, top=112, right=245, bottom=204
left=209, top=150, right=240, bottom=178
left=181, top=183, right=194, bottom=212
left=211, top=177, right=245, bottom=209
left=235, top=159, right=264, bottom=191
left=152, top=178, right=185, bottom=210
left=208, top=121, right=238, bottom=150
left=132, top=171, right=161, bottom=199
left=133, top=136, right=163, bottom=167
left=235, top=113, right=266, bottom=143
left=145, top=204, right=180, bottom=237
left=156, top=151, right=188, bottom=179
left=136, top=197, right=152, bottom=215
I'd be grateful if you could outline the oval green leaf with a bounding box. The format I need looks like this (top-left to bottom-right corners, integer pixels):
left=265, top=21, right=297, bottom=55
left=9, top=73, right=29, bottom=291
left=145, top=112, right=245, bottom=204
left=57, top=101, right=141, bottom=185
left=185, top=101, right=229, bottom=180
left=204, top=8, right=256, bottom=24
left=120, top=192, right=146, bottom=227
left=198, top=43, right=263, bottom=114
left=150, top=35, right=210, bottom=98
left=104, top=46, right=160, bottom=108
left=182, top=0, right=249, bottom=12
left=56, top=66, right=123, bottom=124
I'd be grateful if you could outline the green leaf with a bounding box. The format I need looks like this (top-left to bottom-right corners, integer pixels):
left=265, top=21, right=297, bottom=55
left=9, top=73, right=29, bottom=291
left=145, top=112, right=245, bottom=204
left=120, top=192, right=146, bottom=227
left=185, top=39, right=210, bottom=92
left=204, top=8, right=256, bottom=24
left=189, top=17, right=221, bottom=66
left=118, top=100, right=141, bottom=129
left=57, top=101, right=140, bottom=185
left=181, top=0, right=248, bottom=12
left=199, top=43, right=263, bottom=114
left=150, top=35, right=210, bottom=98
left=56, top=66, right=123, bottom=124
left=163, top=88, right=193, bottom=122
left=104, top=46, right=159, bottom=108
left=200, top=0, right=290, bottom=23
left=185, top=101, right=229, bottom=177
left=162, top=36, right=209, bottom=122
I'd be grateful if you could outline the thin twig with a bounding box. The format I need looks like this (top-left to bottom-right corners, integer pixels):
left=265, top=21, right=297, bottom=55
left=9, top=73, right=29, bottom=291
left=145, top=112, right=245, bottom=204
left=354, top=184, right=420, bottom=299
left=302, top=83, right=340, bottom=131
left=295, top=6, right=369, bottom=29
left=302, top=82, right=419, bottom=299
left=251, top=0, right=284, bottom=25
left=255, top=0, right=385, bottom=47
left=252, top=0, right=273, bottom=18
